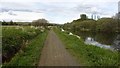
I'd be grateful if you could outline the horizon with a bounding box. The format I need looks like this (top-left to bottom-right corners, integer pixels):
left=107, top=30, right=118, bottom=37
left=0, top=0, right=119, bottom=24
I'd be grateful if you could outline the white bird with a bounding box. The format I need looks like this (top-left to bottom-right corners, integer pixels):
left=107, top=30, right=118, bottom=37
left=61, top=28, right=65, bottom=32
left=75, top=35, right=80, bottom=39
left=87, top=37, right=92, bottom=41
left=69, top=32, right=73, bottom=35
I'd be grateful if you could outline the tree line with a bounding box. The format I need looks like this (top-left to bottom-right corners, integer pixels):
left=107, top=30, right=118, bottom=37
left=1, top=19, right=60, bottom=27
left=1, top=20, right=19, bottom=25
left=63, top=14, right=120, bottom=33
left=1, top=20, right=32, bottom=26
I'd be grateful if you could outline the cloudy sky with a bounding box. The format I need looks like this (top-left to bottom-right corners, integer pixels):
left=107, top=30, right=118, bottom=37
left=0, top=0, right=119, bottom=24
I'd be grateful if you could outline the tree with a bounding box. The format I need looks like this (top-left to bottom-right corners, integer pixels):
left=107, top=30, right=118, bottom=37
left=80, top=14, right=88, bottom=20
left=79, top=20, right=96, bottom=31
left=32, top=20, right=38, bottom=27
left=32, top=19, right=49, bottom=27
left=96, top=18, right=117, bottom=32
left=10, top=20, right=14, bottom=25
left=2, top=20, right=8, bottom=25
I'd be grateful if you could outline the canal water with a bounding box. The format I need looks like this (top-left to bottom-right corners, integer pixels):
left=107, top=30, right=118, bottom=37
left=75, top=31, right=120, bottom=50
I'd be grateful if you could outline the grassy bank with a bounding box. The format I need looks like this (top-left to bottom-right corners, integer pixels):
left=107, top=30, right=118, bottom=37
left=2, top=26, right=42, bottom=63
left=3, top=29, right=48, bottom=66
left=54, top=27, right=119, bottom=66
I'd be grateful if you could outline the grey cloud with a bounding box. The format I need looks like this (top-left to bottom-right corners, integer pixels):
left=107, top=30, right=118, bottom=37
left=0, top=2, right=43, bottom=13
left=0, top=8, right=10, bottom=12
left=0, top=8, right=43, bottom=13
left=8, top=11, right=17, bottom=16
left=73, top=4, right=109, bottom=15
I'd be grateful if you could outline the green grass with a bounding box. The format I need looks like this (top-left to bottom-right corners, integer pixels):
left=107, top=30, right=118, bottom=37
left=0, top=25, right=1, bottom=66
left=3, top=27, right=48, bottom=66
left=0, top=25, right=2, bottom=36
left=2, top=26, right=42, bottom=63
left=54, top=27, right=119, bottom=66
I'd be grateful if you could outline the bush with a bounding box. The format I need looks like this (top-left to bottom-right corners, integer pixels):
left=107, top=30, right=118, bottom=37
left=2, top=26, right=41, bottom=63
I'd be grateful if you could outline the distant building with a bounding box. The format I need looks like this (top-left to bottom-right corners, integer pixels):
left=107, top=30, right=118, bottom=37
left=97, top=15, right=100, bottom=20
left=113, top=13, right=118, bottom=19
left=118, top=1, right=120, bottom=19
left=91, top=14, right=100, bottom=20
left=91, top=14, right=94, bottom=19
left=113, top=1, right=120, bottom=19
left=118, top=1, right=120, bottom=13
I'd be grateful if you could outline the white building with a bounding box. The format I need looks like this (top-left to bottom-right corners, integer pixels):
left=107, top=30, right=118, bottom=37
left=91, top=14, right=100, bottom=20
left=118, top=1, right=120, bottom=19
left=118, top=1, right=120, bottom=13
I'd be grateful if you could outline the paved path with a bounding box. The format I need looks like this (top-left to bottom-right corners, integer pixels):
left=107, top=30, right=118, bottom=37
left=38, top=30, right=80, bottom=66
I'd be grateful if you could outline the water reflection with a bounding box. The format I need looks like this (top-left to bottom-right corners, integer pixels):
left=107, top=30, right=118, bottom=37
left=85, top=37, right=114, bottom=50
left=75, top=31, right=119, bottom=50
left=113, top=35, right=120, bottom=51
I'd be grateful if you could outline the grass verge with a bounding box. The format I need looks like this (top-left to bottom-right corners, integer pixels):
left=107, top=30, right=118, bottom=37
left=54, top=27, right=119, bottom=66
left=3, top=30, right=48, bottom=66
